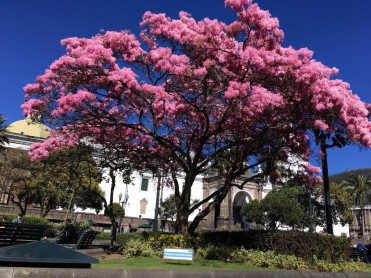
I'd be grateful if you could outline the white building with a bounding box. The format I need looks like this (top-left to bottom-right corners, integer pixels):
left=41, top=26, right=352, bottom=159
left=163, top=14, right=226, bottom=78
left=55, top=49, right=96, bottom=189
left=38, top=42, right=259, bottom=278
left=98, top=170, right=203, bottom=221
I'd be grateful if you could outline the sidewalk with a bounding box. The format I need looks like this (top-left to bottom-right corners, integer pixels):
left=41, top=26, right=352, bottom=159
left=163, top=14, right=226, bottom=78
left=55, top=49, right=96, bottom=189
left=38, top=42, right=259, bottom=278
left=1, top=268, right=370, bottom=278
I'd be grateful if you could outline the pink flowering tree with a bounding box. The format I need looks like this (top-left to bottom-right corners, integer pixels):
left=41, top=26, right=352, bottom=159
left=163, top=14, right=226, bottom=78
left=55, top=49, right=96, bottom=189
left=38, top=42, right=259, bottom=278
left=23, top=0, right=371, bottom=234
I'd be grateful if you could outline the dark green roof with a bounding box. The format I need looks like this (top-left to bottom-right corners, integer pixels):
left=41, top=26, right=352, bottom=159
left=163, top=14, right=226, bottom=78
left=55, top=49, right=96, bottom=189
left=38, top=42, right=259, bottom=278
left=0, top=240, right=98, bottom=268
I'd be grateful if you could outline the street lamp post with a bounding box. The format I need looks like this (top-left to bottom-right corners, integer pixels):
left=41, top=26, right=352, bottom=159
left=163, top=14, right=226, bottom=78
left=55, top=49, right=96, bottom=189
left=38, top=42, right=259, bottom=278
left=118, top=193, right=123, bottom=233
left=320, top=140, right=333, bottom=235
left=307, top=188, right=314, bottom=233
left=153, top=172, right=162, bottom=232
left=318, top=132, right=347, bottom=235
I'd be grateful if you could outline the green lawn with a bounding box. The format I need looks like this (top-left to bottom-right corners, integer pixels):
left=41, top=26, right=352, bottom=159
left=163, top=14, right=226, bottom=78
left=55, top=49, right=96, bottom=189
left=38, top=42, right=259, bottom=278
left=93, top=257, right=278, bottom=271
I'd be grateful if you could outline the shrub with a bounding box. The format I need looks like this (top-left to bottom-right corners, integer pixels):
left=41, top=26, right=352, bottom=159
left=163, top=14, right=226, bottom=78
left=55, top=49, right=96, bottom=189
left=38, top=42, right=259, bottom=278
left=195, top=245, right=234, bottom=261
left=74, top=221, right=92, bottom=232
left=51, top=219, right=94, bottom=236
left=230, top=248, right=308, bottom=270
left=95, top=232, right=111, bottom=240
left=122, top=238, right=160, bottom=258
left=20, top=215, right=50, bottom=225
left=147, top=233, right=200, bottom=251
left=198, top=230, right=350, bottom=263
left=43, top=222, right=58, bottom=238
left=116, top=232, right=146, bottom=246
left=229, top=248, right=371, bottom=272
left=310, top=256, right=371, bottom=272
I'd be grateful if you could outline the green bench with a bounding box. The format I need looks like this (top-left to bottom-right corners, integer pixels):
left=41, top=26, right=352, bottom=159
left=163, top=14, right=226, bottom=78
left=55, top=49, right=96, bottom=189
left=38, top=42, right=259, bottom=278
left=62, top=230, right=100, bottom=249
left=0, top=223, right=47, bottom=246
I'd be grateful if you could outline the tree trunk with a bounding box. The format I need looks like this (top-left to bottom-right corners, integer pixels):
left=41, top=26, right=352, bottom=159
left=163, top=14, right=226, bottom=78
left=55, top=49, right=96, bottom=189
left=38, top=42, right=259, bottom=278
left=11, top=196, right=27, bottom=216
left=174, top=175, right=193, bottom=235
left=108, top=169, right=117, bottom=249
left=109, top=215, right=118, bottom=249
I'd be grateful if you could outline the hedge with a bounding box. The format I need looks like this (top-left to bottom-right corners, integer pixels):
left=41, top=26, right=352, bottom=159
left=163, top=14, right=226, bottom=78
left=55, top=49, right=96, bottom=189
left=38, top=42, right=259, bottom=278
left=198, top=230, right=350, bottom=263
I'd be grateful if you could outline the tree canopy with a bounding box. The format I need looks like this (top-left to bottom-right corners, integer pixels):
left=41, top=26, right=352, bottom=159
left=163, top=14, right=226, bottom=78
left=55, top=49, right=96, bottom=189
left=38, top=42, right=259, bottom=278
left=241, top=183, right=353, bottom=231
left=342, top=175, right=371, bottom=241
left=342, top=175, right=371, bottom=209
left=22, top=0, right=371, bottom=234
left=0, top=147, right=103, bottom=217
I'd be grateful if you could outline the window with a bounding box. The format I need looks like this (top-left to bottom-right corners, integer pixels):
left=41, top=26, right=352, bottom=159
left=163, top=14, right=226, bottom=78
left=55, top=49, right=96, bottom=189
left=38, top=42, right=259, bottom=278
left=141, top=178, right=149, bottom=191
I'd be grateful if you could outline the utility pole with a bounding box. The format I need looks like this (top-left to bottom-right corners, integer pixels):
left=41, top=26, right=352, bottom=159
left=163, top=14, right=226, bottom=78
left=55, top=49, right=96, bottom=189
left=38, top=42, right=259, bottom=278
left=320, top=139, right=333, bottom=235
left=318, top=132, right=347, bottom=235
left=153, top=172, right=161, bottom=232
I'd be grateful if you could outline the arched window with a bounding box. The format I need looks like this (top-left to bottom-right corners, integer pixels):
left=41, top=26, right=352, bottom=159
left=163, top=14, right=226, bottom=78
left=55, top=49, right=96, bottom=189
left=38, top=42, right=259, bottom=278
left=233, top=191, right=252, bottom=229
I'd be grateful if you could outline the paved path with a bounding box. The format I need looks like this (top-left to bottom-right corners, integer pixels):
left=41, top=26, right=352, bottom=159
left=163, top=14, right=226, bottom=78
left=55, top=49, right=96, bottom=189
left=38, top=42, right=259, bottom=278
left=1, top=268, right=370, bottom=278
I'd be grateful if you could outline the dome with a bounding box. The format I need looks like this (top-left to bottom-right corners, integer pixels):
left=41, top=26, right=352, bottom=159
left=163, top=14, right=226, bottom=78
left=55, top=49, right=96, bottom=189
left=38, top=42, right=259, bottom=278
left=6, top=118, right=51, bottom=139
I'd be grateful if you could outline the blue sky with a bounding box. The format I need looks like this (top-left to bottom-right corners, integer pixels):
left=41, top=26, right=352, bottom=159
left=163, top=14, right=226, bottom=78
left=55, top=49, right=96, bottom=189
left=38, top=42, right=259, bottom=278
left=1, top=0, right=370, bottom=175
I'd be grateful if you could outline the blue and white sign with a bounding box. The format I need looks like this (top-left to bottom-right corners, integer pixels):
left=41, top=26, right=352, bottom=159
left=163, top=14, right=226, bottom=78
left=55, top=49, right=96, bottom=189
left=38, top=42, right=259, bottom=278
left=163, top=248, right=193, bottom=261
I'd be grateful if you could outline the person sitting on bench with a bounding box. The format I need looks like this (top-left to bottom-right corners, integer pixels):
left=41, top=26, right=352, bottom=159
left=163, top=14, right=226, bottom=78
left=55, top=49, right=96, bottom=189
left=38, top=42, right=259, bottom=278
left=13, top=214, right=22, bottom=224
left=57, top=219, right=78, bottom=244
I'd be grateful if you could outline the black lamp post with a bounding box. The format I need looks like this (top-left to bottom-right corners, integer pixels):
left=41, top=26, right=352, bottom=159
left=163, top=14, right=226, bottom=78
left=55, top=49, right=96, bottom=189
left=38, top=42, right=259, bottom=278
left=153, top=172, right=162, bottom=232
left=318, top=132, right=347, bottom=235
left=307, top=188, right=314, bottom=233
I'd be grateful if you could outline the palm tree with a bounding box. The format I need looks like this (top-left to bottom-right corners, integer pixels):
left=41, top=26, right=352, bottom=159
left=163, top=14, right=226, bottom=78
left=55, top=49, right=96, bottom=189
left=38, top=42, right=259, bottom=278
left=343, top=175, right=371, bottom=242
left=0, top=113, right=8, bottom=149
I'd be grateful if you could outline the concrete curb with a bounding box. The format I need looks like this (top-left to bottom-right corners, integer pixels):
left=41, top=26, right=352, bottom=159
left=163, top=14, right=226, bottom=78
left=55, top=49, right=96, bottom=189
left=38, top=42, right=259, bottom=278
left=0, top=268, right=370, bottom=278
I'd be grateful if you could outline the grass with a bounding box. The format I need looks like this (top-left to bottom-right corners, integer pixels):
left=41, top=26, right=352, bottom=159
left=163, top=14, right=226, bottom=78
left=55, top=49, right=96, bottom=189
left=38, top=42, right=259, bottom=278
left=93, top=257, right=278, bottom=271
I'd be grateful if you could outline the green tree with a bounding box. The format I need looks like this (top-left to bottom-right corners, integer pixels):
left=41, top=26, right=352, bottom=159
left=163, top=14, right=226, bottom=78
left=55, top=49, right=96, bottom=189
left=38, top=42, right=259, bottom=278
left=0, top=148, right=36, bottom=215
left=342, top=175, right=371, bottom=242
left=241, top=185, right=310, bottom=230
left=241, top=184, right=353, bottom=231
left=159, top=194, right=177, bottom=230
left=312, top=182, right=353, bottom=228
left=0, top=147, right=103, bottom=217
left=104, top=203, right=125, bottom=219
left=159, top=195, right=200, bottom=231
left=41, top=145, right=104, bottom=212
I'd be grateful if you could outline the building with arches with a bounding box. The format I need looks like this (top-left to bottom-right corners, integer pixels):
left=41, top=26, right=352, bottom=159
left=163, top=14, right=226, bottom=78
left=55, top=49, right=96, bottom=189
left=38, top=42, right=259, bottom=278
left=200, top=174, right=272, bottom=231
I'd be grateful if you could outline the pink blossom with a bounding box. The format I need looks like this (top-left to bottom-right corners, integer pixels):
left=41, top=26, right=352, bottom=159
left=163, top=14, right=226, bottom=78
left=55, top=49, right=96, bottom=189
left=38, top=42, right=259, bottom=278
left=21, top=0, right=371, bottom=189
left=54, top=90, right=96, bottom=115
left=305, top=164, right=321, bottom=174
left=225, top=0, right=252, bottom=12
left=193, top=67, right=207, bottom=77
left=314, top=120, right=329, bottom=131
left=21, top=99, right=44, bottom=116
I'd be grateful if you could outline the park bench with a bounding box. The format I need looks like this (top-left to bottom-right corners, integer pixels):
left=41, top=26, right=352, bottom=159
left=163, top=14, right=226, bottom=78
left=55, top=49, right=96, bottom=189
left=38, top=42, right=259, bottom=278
left=62, top=230, right=100, bottom=249
left=0, top=222, right=47, bottom=246
left=350, top=247, right=370, bottom=263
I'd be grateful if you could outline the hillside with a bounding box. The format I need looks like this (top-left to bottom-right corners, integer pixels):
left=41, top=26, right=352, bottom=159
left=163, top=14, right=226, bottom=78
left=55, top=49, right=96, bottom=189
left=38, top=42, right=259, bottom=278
left=329, top=168, right=371, bottom=184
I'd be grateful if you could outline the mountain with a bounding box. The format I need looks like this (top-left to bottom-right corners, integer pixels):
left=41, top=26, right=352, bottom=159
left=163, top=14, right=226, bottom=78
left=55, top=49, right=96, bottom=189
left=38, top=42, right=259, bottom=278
left=329, top=168, right=371, bottom=184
